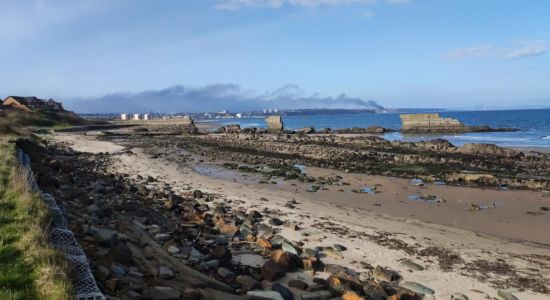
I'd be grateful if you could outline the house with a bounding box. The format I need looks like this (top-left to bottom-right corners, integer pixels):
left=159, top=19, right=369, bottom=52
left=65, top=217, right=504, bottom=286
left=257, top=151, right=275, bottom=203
left=2, top=96, right=63, bottom=112
left=132, top=113, right=140, bottom=120
left=121, top=113, right=128, bottom=120
left=143, top=114, right=149, bottom=120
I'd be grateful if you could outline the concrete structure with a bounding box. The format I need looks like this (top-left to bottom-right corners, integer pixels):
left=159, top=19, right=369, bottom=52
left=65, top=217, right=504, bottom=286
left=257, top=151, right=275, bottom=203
left=181, top=116, right=198, bottom=134
left=2, top=96, right=63, bottom=112
left=400, top=113, right=465, bottom=133
left=120, top=113, right=128, bottom=120
left=266, top=115, right=283, bottom=133
left=143, top=114, right=149, bottom=120
left=132, top=113, right=140, bottom=120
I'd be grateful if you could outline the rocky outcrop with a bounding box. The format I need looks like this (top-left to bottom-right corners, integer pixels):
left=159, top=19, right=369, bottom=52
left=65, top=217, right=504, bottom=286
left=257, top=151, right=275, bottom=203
left=266, top=116, right=283, bottom=133
left=143, top=134, right=550, bottom=190
left=400, top=113, right=517, bottom=133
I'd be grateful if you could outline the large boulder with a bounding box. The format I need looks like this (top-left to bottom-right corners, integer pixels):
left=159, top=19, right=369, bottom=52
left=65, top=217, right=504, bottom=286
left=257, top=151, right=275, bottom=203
left=458, top=143, right=519, bottom=157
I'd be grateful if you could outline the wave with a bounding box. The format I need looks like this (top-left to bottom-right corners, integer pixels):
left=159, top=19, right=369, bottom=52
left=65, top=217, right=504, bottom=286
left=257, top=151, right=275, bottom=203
left=543, top=136, right=550, bottom=140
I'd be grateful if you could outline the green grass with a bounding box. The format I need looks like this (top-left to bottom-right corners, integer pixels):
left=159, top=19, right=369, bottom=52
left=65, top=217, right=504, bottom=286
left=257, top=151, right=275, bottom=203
left=0, top=136, right=72, bottom=300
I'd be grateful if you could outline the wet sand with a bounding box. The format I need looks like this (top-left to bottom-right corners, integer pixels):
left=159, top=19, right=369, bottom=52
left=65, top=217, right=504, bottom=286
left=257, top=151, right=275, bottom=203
left=53, top=132, right=550, bottom=299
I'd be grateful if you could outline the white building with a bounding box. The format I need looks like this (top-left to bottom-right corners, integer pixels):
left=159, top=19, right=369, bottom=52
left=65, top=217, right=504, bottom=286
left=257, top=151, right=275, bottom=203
left=120, top=113, right=128, bottom=120
left=143, top=114, right=149, bottom=120
left=132, top=113, right=140, bottom=120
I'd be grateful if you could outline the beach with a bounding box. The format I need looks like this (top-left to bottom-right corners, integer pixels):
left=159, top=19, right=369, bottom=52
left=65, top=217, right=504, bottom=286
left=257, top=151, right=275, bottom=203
left=48, top=131, right=550, bottom=299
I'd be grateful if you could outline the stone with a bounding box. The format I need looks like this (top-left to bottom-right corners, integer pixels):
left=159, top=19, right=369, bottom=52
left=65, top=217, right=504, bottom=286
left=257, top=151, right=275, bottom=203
left=300, top=290, right=332, bottom=300
left=143, top=286, right=182, bottom=300
left=281, top=242, right=298, bottom=255
left=272, top=283, right=294, bottom=300
left=400, top=259, right=424, bottom=271
left=247, top=290, right=285, bottom=300
left=182, top=288, right=201, bottom=300
left=261, top=260, right=286, bottom=281
left=269, top=218, right=284, bottom=226
left=167, top=245, right=180, bottom=254
left=94, top=228, right=118, bottom=247
left=120, top=290, right=143, bottom=300
left=362, top=281, right=387, bottom=300
left=236, top=275, right=261, bottom=292
left=110, top=263, right=128, bottom=277
left=154, top=233, right=172, bottom=241
left=158, top=266, right=175, bottom=279
left=327, top=276, right=346, bottom=296
left=400, top=281, right=434, bottom=295
left=342, top=291, right=365, bottom=300
left=110, top=243, right=133, bottom=265
left=333, top=244, right=347, bottom=251
left=271, top=250, right=302, bottom=272
left=497, top=290, right=518, bottom=300
left=451, top=293, right=469, bottom=300
left=217, top=267, right=236, bottom=280
left=94, top=265, right=110, bottom=282
left=373, top=266, right=399, bottom=282
left=288, top=279, right=309, bottom=290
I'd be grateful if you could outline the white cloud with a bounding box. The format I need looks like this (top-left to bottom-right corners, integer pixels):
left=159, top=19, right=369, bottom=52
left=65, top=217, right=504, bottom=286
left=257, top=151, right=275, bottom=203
left=215, top=0, right=377, bottom=11
left=362, top=10, right=376, bottom=18
left=385, top=0, right=411, bottom=4
left=446, top=40, right=547, bottom=60
left=504, top=40, right=546, bottom=59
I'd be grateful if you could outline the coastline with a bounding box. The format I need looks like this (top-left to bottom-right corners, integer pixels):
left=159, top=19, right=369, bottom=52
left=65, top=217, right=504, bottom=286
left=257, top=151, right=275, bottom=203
left=50, top=132, right=550, bottom=299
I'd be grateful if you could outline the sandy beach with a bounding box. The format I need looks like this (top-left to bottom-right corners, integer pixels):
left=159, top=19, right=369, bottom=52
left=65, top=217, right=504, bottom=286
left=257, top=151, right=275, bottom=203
left=52, top=132, right=550, bottom=299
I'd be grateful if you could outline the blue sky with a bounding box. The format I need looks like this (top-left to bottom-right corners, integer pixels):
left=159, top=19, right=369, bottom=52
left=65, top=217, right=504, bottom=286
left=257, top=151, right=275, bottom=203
left=0, top=0, right=549, bottom=112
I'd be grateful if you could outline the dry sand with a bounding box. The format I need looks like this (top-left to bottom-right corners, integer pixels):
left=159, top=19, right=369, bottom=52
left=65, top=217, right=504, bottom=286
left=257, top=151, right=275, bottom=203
left=54, top=132, right=550, bottom=300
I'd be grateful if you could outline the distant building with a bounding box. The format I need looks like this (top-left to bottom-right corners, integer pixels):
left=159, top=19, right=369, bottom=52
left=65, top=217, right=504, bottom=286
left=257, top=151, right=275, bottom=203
left=235, top=113, right=242, bottom=118
left=143, top=114, right=149, bottom=120
left=2, top=96, right=63, bottom=112
left=120, top=113, right=128, bottom=120
left=132, top=113, right=140, bottom=120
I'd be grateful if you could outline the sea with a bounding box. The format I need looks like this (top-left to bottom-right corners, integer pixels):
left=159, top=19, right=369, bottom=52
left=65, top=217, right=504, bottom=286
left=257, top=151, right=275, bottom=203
left=201, top=109, right=550, bottom=148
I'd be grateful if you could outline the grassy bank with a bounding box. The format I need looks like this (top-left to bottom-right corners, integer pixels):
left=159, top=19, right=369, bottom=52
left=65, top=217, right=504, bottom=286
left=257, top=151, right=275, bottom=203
left=0, top=136, right=72, bottom=299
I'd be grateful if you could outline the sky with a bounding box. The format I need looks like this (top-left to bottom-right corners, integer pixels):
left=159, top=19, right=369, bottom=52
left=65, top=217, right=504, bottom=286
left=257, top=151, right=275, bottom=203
left=0, top=0, right=549, bottom=112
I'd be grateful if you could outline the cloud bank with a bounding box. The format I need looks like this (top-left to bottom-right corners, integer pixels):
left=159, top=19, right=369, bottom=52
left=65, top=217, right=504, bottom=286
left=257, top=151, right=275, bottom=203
left=67, top=84, right=383, bottom=114
left=446, top=40, right=547, bottom=60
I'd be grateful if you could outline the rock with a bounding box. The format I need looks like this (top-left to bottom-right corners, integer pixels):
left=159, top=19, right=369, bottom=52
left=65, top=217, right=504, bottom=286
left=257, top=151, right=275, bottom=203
left=362, top=281, right=387, bottom=300
left=261, top=260, right=286, bottom=281
left=232, top=253, right=267, bottom=268
left=158, top=266, right=175, bottom=279
left=182, top=288, right=201, bottom=300
left=110, top=263, right=128, bottom=277
left=94, top=265, right=110, bottom=282
left=154, top=233, right=172, bottom=241
left=288, top=279, right=309, bottom=290
left=327, top=276, right=346, bottom=296
left=333, top=244, right=347, bottom=251
left=281, top=242, right=298, bottom=255
left=120, top=290, right=143, bottom=300
left=143, top=286, right=182, bottom=300
left=399, top=259, right=424, bottom=271
left=373, top=266, right=399, bottom=282
left=342, top=291, right=365, bottom=300
left=110, top=243, right=133, bottom=265
left=217, top=267, right=236, bottom=280
left=400, top=281, right=434, bottom=295
left=270, top=250, right=302, bottom=272
left=272, top=283, right=294, bottom=300
left=192, top=189, right=204, bottom=199
left=451, top=293, right=469, bottom=300
left=236, top=275, right=261, bottom=292
left=458, top=143, right=518, bottom=158
left=298, top=127, right=315, bottom=134
left=269, top=218, right=284, bottom=226
left=247, top=291, right=285, bottom=300
left=94, top=228, right=118, bottom=247
left=497, top=290, right=518, bottom=300
left=215, top=235, right=229, bottom=246
left=167, top=245, right=180, bottom=254
left=300, top=290, right=332, bottom=300
left=203, top=259, right=220, bottom=269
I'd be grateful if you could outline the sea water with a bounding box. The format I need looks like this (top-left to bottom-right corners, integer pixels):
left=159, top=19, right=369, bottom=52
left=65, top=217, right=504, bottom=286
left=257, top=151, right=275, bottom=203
left=207, top=109, right=550, bottom=148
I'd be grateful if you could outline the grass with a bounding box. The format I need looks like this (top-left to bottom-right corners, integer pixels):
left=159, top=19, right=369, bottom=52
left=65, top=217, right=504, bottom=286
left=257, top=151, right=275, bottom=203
left=0, top=136, right=73, bottom=299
